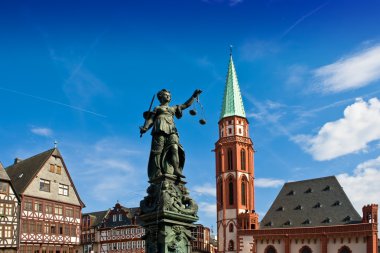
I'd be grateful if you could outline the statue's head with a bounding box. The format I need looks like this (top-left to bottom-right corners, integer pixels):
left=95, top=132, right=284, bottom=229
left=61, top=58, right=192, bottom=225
left=157, top=89, right=171, bottom=104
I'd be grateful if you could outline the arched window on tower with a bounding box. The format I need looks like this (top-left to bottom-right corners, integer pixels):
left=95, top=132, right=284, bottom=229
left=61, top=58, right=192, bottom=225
left=241, top=149, right=246, bottom=171
left=227, top=149, right=233, bottom=171
left=338, top=246, right=352, bottom=253
left=229, top=223, right=234, bottom=232
left=228, top=240, right=234, bottom=251
left=241, top=179, right=246, bottom=206
left=299, top=246, right=312, bottom=253
left=218, top=151, right=222, bottom=173
left=228, top=178, right=234, bottom=205
left=264, top=245, right=277, bottom=253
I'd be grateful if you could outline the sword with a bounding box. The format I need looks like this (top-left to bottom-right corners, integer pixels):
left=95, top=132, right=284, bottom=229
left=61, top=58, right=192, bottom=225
left=140, top=94, right=155, bottom=137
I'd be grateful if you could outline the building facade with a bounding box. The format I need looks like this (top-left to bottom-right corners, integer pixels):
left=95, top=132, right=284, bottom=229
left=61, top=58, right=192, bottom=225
left=0, top=163, right=20, bottom=253
left=5, top=148, right=84, bottom=253
left=191, top=224, right=217, bottom=253
left=81, top=203, right=145, bottom=253
left=81, top=203, right=218, bottom=253
left=215, top=53, right=378, bottom=253
left=81, top=211, right=108, bottom=253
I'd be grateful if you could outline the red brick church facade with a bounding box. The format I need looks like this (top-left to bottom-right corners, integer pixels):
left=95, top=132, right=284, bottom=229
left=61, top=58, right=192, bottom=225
left=215, top=53, right=378, bottom=253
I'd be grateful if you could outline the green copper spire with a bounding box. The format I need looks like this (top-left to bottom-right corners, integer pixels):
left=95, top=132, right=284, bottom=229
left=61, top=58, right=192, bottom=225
left=220, top=53, right=246, bottom=119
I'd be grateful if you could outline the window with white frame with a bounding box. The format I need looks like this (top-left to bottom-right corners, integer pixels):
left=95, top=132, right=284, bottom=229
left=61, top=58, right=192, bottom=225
left=0, top=182, right=8, bottom=193
left=39, top=179, right=50, bottom=192
left=55, top=205, right=63, bottom=215
left=113, top=214, right=117, bottom=222
left=119, top=214, right=122, bottom=221
left=127, top=242, right=131, bottom=249
left=58, top=184, right=69, bottom=196
left=5, top=203, right=13, bottom=215
left=4, top=225, right=12, bottom=238
left=132, top=241, right=136, bottom=249
left=137, top=240, right=141, bottom=248
left=34, top=202, right=43, bottom=212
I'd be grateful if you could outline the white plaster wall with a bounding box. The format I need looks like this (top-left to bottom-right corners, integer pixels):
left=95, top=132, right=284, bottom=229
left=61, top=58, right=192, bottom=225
left=227, top=126, right=234, bottom=136
left=225, top=229, right=237, bottom=246
left=218, top=227, right=224, bottom=250
left=290, top=241, right=319, bottom=253
left=218, top=210, right=223, bottom=220
left=256, top=241, right=284, bottom=253
left=327, top=238, right=366, bottom=253
left=24, top=156, right=81, bottom=206
left=240, top=235, right=254, bottom=253
left=236, top=126, right=244, bottom=136
left=224, top=209, right=237, bottom=220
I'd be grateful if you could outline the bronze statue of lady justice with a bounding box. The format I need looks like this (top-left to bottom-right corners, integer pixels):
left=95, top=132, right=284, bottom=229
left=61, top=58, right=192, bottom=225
left=140, top=89, right=202, bottom=181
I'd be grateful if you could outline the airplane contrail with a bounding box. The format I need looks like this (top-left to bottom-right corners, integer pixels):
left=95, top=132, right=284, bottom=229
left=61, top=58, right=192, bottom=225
left=0, top=86, right=106, bottom=118
left=281, top=2, right=329, bottom=39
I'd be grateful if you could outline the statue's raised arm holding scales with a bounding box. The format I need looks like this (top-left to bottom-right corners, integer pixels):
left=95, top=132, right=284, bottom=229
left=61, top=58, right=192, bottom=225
left=140, top=89, right=202, bottom=181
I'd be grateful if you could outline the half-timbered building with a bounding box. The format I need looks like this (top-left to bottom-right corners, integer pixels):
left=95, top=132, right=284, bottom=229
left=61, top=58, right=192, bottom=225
left=0, top=163, right=21, bottom=253
left=81, top=203, right=145, bottom=253
left=6, top=148, right=84, bottom=253
left=81, top=210, right=108, bottom=253
left=191, top=224, right=218, bottom=253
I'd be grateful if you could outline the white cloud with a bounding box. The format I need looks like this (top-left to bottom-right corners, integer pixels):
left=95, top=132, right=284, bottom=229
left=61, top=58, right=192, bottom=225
left=62, top=137, right=146, bottom=206
left=286, top=65, right=308, bottom=86
left=245, top=98, right=286, bottom=124
left=337, top=156, right=380, bottom=213
left=313, top=44, right=380, bottom=93
left=255, top=178, right=285, bottom=188
left=294, top=97, right=380, bottom=161
left=31, top=127, right=53, bottom=137
left=193, top=183, right=216, bottom=196
left=198, top=202, right=217, bottom=217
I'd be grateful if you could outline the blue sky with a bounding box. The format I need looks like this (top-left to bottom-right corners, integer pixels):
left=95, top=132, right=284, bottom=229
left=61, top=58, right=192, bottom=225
left=1, top=0, right=380, bottom=232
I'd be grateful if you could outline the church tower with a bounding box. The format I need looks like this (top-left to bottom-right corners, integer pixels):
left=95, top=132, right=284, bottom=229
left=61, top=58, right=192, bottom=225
left=215, top=52, right=259, bottom=253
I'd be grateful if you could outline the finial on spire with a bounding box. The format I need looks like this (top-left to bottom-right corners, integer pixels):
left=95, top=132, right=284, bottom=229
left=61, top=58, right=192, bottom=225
left=54, top=140, right=58, bottom=148
left=230, top=45, right=233, bottom=56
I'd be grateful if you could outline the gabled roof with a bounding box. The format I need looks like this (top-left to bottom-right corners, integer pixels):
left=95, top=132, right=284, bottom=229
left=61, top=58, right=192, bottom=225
left=83, top=210, right=109, bottom=228
left=0, top=162, right=11, bottom=181
left=6, top=148, right=58, bottom=193
left=5, top=148, right=84, bottom=207
left=260, top=176, right=362, bottom=229
left=220, top=54, right=246, bottom=119
left=92, top=203, right=142, bottom=229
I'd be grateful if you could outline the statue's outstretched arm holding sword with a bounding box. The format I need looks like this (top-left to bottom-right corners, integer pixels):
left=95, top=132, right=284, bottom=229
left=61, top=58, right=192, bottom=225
left=139, top=94, right=155, bottom=137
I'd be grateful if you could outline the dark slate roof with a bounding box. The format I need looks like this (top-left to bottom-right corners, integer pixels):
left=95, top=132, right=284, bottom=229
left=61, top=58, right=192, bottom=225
left=5, top=148, right=84, bottom=207
left=260, top=176, right=362, bottom=229
left=5, top=148, right=58, bottom=193
left=83, top=210, right=109, bottom=227
left=96, top=204, right=142, bottom=229
left=0, top=162, right=11, bottom=181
